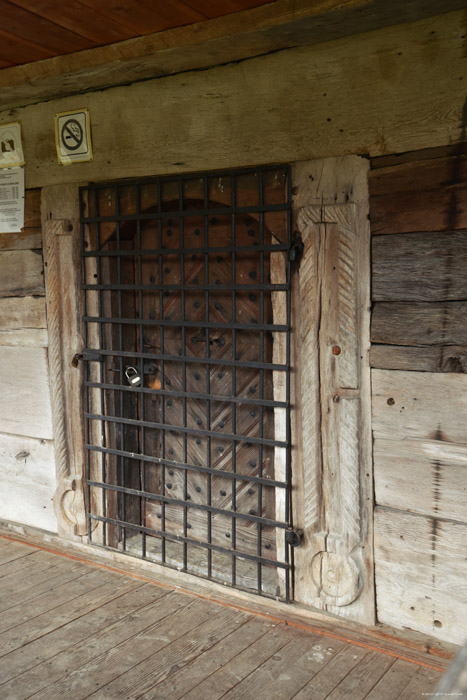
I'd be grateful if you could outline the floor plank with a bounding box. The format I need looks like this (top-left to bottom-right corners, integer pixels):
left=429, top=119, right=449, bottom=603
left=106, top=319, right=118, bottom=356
left=88, top=605, right=249, bottom=699
left=247, top=637, right=348, bottom=700
left=325, top=650, right=395, bottom=699
left=140, top=616, right=276, bottom=700
left=30, top=597, right=214, bottom=700
left=182, top=625, right=293, bottom=699
left=364, top=658, right=426, bottom=700
left=0, top=584, right=165, bottom=696
left=0, top=538, right=445, bottom=700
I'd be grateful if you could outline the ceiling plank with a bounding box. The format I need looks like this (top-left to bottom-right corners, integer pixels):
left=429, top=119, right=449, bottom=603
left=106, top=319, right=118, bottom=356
left=77, top=0, right=207, bottom=35
left=0, top=27, right=56, bottom=64
left=8, top=0, right=136, bottom=43
left=0, top=1, right=96, bottom=54
left=183, top=0, right=274, bottom=19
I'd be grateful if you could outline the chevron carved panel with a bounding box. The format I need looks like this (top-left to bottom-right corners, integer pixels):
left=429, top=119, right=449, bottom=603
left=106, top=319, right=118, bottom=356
left=291, top=157, right=373, bottom=624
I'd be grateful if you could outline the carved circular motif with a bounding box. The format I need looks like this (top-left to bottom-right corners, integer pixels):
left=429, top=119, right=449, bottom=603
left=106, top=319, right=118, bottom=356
left=311, top=551, right=362, bottom=606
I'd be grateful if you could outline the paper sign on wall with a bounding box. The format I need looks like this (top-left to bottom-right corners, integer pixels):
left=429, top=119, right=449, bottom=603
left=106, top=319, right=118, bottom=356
left=0, top=122, right=24, bottom=168
left=55, top=109, right=93, bottom=165
left=0, top=167, right=25, bottom=232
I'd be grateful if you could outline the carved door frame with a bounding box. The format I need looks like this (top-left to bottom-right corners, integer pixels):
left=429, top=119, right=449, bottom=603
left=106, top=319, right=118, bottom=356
left=42, top=156, right=375, bottom=623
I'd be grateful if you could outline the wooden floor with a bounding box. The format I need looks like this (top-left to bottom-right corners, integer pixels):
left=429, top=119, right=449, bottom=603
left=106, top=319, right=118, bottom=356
left=0, top=536, right=444, bottom=700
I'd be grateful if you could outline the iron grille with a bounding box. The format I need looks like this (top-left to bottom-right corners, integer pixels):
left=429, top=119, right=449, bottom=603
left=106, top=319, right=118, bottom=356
left=80, top=166, right=293, bottom=601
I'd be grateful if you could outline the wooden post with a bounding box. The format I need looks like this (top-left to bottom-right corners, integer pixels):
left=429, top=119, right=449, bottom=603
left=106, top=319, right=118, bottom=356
left=42, top=185, right=87, bottom=539
left=291, top=156, right=374, bottom=624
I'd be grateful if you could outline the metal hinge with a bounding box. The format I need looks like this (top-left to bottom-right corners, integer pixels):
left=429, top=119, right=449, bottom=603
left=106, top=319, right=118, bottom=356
left=71, top=350, right=103, bottom=367
left=288, top=233, right=304, bottom=267
left=285, top=527, right=303, bottom=547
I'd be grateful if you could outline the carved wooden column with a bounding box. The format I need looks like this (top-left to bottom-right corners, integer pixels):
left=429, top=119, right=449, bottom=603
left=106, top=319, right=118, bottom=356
left=291, top=156, right=374, bottom=624
left=42, top=185, right=87, bottom=539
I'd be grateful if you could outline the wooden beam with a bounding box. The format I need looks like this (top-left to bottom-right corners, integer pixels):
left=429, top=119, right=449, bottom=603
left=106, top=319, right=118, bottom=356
left=372, top=232, right=467, bottom=302
left=0, top=0, right=465, bottom=111
left=369, top=344, right=467, bottom=373
left=0, top=11, right=464, bottom=190
left=371, top=302, right=467, bottom=346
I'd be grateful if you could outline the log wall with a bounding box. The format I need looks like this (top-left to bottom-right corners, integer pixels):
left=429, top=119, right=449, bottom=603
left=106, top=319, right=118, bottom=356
left=0, top=191, right=57, bottom=532
left=369, top=144, right=467, bottom=644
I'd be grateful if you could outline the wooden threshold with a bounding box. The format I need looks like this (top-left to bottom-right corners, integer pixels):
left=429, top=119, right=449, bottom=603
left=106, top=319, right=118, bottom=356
left=0, top=521, right=456, bottom=673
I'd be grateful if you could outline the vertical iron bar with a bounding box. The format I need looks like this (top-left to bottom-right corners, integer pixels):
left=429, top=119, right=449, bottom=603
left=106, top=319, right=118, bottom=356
left=80, top=191, right=92, bottom=542
left=180, top=178, right=188, bottom=571
left=136, top=185, right=146, bottom=558
left=158, top=181, right=166, bottom=564
left=257, top=170, right=264, bottom=593
left=204, top=176, right=212, bottom=579
left=94, top=189, right=107, bottom=548
left=285, top=169, right=293, bottom=602
left=116, top=186, right=126, bottom=551
left=231, top=175, right=237, bottom=587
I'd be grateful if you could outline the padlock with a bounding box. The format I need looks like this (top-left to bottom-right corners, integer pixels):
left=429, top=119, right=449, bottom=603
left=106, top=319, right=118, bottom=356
left=125, top=366, right=142, bottom=387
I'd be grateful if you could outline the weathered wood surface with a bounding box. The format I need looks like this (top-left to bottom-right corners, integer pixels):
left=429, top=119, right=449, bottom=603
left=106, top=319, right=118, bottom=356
left=0, top=346, right=54, bottom=440
left=371, top=302, right=467, bottom=346
left=0, top=296, right=47, bottom=329
left=372, top=369, right=467, bottom=445
left=0, top=1, right=464, bottom=112
left=372, top=232, right=467, bottom=301
left=0, top=228, right=42, bottom=251
left=370, top=189, right=467, bottom=234
left=374, top=506, right=467, bottom=644
left=0, top=11, right=463, bottom=189
left=0, top=433, right=57, bottom=532
left=374, top=437, right=467, bottom=523
left=0, top=539, right=437, bottom=700
left=369, top=344, right=467, bottom=372
left=369, top=155, right=467, bottom=197
left=371, top=143, right=466, bottom=169
left=42, top=186, right=87, bottom=538
left=0, top=250, right=44, bottom=298
left=292, top=156, right=374, bottom=624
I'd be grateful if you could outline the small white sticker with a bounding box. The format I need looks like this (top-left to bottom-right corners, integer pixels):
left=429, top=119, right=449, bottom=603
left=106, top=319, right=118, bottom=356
left=0, top=122, right=24, bottom=168
left=55, top=109, right=93, bottom=165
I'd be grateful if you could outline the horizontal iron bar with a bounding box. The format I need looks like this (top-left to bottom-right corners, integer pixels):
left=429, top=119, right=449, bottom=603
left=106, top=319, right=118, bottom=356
left=85, top=381, right=289, bottom=408
left=83, top=283, right=289, bottom=292
left=83, top=243, right=289, bottom=257
left=82, top=163, right=289, bottom=191
left=82, top=203, right=290, bottom=224
left=81, top=348, right=288, bottom=371
left=86, top=443, right=287, bottom=488
left=88, top=510, right=289, bottom=563
left=84, top=317, right=289, bottom=332
left=85, top=412, right=288, bottom=448
left=89, top=479, right=287, bottom=528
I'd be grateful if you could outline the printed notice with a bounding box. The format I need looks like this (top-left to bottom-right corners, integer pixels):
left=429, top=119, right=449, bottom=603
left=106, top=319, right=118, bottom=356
left=0, top=167, right=25, bottom=232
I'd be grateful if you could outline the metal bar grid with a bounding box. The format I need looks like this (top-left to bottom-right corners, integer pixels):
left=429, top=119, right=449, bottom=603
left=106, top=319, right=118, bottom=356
left=80, top=165, right=293, bottom=601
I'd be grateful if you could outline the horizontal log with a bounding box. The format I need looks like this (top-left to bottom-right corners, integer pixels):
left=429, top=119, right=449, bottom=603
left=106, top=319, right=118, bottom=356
left=0, top=346, right=53, bottom=439
left=369, top=155, right=467, bottom=196
left=0, top=329, right=48, bottom=347
left=375, top=506, right=467, bottom=644
left=372, top=368, right=467, bottom=444
left=372, top=232, right=467, bottom=301
left=369, top=344, right=467, bottom=373
left=371, top=143, right=466, bottom=170
left=0, top=228, right=42, bottom=251
left=0, top=297, right=47, bottom=330
left=0, top=250, right=44, bottom=297
left=371, top=302, right=467, bottom=345
left=0, top=11, right=464, bottom=189
left=0, top=432, right=57, bottom=533
left=374, top=437, right=467, bottom=522
left=370, top=187, right=467, bottom=234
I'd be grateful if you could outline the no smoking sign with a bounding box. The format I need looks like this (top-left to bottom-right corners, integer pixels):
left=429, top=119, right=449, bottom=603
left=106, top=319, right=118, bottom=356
left=55, top=109, right=93, bottom=165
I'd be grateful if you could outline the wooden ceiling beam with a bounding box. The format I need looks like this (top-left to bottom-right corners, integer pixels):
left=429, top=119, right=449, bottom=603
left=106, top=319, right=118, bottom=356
left=0, top=0, right=465, bottom=110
